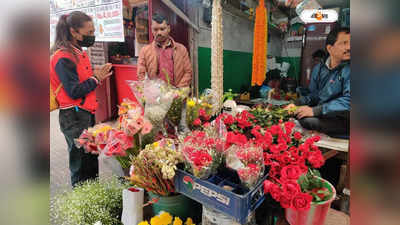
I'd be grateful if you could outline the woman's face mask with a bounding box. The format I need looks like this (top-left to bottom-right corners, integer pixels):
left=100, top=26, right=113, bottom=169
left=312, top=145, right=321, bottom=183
left=77, top=34, right=96, bottom=47
left=73, top=21, right=96, bottom=47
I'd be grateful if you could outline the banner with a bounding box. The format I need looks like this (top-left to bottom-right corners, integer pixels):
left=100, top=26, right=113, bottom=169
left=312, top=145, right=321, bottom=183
left=50, top=0, right=124, bottom=44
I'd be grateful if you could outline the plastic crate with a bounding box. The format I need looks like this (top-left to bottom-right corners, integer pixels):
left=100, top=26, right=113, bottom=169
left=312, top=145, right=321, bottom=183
left=174, top=168, right=268, bottom=224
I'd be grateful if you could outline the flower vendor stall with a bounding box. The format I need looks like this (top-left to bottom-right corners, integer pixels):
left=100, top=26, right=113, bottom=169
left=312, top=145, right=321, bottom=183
left=66, top=1, right=350, bottom=225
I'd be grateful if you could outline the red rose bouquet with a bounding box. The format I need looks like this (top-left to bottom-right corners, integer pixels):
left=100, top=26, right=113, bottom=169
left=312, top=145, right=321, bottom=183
left=262, top=121, right=328, bottom=211
left=226, top=142, right=265, bottom=189
left=180, top=129, right=225, bottom=179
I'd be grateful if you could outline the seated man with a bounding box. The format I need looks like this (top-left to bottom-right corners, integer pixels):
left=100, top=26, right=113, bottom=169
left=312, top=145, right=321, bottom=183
left=287, top=26, right=350, bottom=137
left=259, top=69, right=281, bottom=98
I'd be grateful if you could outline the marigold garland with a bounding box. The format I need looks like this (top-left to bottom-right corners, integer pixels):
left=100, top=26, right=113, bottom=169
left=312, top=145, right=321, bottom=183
left=251, top=0, right=268, bottom=86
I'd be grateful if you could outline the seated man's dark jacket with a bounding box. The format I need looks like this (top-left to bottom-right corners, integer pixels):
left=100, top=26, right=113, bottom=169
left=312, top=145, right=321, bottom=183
left=296, top=60, right=350, bottom=117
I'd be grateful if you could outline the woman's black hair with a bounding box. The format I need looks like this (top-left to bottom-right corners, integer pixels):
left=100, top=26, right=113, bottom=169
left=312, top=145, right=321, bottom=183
left=50, top=11, right=92, bottom=56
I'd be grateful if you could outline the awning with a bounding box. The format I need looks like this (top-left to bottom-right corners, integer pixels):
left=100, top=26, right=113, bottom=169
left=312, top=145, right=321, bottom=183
left=160, top=0, right=200, bottom=32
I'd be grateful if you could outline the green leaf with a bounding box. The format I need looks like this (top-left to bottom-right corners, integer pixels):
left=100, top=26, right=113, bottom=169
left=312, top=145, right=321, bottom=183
left=312, top=169, right=322, bottom=178
left=298, top=174, right=310, bottom=192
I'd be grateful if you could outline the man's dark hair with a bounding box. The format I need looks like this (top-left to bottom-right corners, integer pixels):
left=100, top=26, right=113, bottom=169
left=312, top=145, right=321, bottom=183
left=312, top=49, right=327, bottom=59
left=152, top=13, right=169, bottom=25
left=262, top=69, right=281, bottom=86
left=325, top=26, right=350, bottom=48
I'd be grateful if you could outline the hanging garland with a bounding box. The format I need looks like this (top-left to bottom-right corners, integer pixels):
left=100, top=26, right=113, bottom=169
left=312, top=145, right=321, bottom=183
left=211, top=0, right=224, bottom=114
left=251, top=0, right=268, bottom=86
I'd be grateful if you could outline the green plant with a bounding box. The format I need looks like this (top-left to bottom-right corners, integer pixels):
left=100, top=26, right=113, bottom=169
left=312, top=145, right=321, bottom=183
left=298, top=169, right=334, bottom=203
left=249, top=105, right=296, bottom=127
left=51, top=177, right=130, bottom=225
left=223, top=89, right=239, bottom=102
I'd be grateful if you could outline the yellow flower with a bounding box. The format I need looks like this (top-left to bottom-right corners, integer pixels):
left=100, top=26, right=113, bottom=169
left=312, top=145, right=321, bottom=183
left=173, top=217, right=183, bottom=225
left=187, top=99, right=195, bottom=107
left=185, top=218, right=194, bottom=225
left=159, top=212, right=173, bottom=225
left=93, top=125, right=112, bottom=137
left=153, top=142, right=159, bottom=148
left=138, top=221, right=150, bottom=225
left=150, top=216, right=162, bottom=225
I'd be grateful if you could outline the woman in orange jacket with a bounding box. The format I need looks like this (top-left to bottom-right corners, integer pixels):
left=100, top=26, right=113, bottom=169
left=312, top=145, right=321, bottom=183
left=50, top=11, right=112, bottom=187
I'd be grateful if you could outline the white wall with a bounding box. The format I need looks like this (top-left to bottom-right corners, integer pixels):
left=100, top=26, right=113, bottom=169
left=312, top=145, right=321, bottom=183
left=197, top=5, right=282, bottom=56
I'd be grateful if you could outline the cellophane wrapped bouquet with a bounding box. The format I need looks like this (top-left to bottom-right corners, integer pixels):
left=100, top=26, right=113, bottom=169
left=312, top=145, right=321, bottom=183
left=75, top=99, right=154, bottom=169
left=75, top=124, right=114, bottom=154
left=129, top=139, right=182, bottom=196
left=226, top=142, right=265, bottom=189
left=128, top=77, right=189, bottom=138
left=186, top=94, right=214, bottom=131
left=180, top=127, right=227, bottom=179
left=166, top=87, right=190, bottom=129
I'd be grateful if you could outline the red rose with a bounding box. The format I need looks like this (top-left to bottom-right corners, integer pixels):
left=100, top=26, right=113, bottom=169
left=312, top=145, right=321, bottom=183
left=298, top=143, right=310, bottom=153
left=264, top=132, right=273, bottom=146
left=270, top=125, right=282, bottom=136
left=289, top=146, right=298, bottom=153
left=313, top=135, right=321, bottom=142
left=294, top=132, right=302, bottom=140
left=237, top=117, right=252, bottom=129
left=193, top=118, right=202, bottom=126
left=278, top=153, right=292, bottom=165
left=292, top=193, right=313, bottom=210
left=282, top=180, right=301, bottom=197
left=223, top=114, right=235, bottom=125
left=199, top=108, right=206, bottom=118
left=280, top=194, right=293, bottom=208
left=311, top=144, right=319, bottom=152
left=281, top=165, right=301, bottom=180
left=307, top=151, right=325, bottom=168
left=278, top=142, right=288, bottom=151
left=269, top=182, right=282, bottom=201
left=263, top=180, right=273, bottom=194
left=251, top=127, right=262, bottom=138
left=263, top=153, right=273, bottom=165
left=269, top=144, right=280, bottom=154
left=305, top=137, right=314, bottom=146
left=269, top=165, right=281, bottom=179
left=284, top=121, right=295, bottom=129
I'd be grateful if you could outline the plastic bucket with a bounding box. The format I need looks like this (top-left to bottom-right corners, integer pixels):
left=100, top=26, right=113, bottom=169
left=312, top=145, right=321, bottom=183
left=113, top=64, right=138, bottom=104
left=285, top=177, right=336, bottom=225
left=148, top=192, right=201, bottom=222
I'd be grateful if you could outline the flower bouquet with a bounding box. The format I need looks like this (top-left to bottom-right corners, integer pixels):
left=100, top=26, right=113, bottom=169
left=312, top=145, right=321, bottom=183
left=75, top=99, right=154, bottom=169
left=186, top=96, right=213, bottom=131
left=226, top=142, right=264, bottom=189
left=180, top=130, right=226, bottom=179
left=166, top=87, right=190, bottom=128
left=128, top=77, right=178, bottom=138
left=128, top=139, right=182, bottom=196
left=75, top=124, right=114, bottom=154
left=262, top=121, right=328, bottom=211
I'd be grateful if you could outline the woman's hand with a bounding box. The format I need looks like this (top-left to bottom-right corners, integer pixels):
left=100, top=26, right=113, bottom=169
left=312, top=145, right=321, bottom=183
left=93, top=63, right=113, bottom=81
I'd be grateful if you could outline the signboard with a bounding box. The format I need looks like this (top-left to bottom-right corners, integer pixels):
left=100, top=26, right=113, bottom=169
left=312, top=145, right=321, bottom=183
left=88, top=42, right=108, bottom=66
left=300, top=9, right=338, bottom=24
left=50, top=0, right=124, bottom=44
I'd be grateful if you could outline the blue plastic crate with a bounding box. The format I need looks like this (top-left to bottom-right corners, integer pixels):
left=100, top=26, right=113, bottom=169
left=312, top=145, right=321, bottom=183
left=174, top=168, right=268, bottom=224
